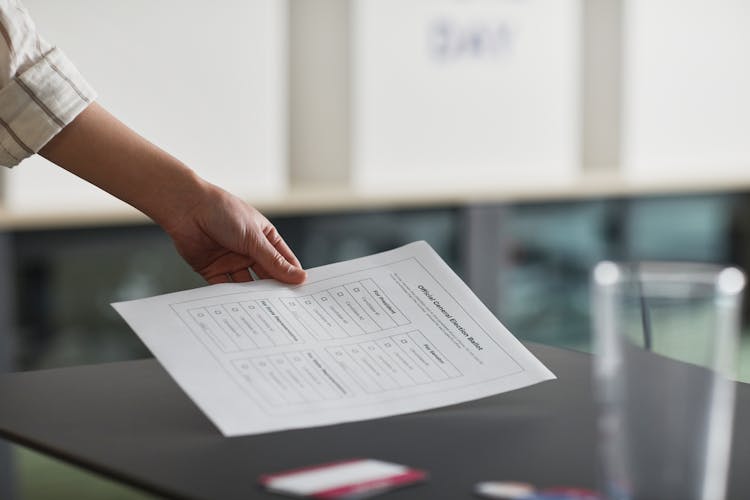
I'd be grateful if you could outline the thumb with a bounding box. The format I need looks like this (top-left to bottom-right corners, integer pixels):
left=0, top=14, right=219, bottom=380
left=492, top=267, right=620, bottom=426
left=254, top=234, right=307, bottom=284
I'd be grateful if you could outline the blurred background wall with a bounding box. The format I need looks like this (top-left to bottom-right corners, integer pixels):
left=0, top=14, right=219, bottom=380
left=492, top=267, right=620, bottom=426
left=1, top=0, right=750, bottom=498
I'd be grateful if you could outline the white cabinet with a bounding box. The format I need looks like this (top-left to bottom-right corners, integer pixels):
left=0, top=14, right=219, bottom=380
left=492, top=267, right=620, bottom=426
left=351, top=0, right=581, bottom=191
left=622, top=0, right=750, bottom=180
left=4, top=0, right=286, bottom=213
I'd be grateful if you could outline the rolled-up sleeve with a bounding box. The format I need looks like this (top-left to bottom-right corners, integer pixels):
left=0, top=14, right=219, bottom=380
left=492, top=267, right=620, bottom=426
left=0, top=0, right=95, bottom=167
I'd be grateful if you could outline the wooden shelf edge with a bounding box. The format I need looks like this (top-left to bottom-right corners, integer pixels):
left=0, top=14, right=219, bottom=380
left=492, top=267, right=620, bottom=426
left=3, top=173, right=750, bottom=230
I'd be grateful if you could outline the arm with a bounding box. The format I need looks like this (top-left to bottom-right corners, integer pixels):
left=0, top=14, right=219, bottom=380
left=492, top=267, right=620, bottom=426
left=0, top=2, right=303, bottom=284
left=39, top=102, right=306, bottom=285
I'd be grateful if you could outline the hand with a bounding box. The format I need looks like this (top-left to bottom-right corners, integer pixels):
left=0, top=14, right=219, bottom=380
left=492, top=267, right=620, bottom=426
left=39, top=103, right=305, bottom=285
left=164, top=182, right=307, bottom=285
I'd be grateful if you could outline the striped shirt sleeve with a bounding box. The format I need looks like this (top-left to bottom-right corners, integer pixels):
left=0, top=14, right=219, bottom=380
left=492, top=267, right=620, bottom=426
left=0, top=0, right=95, bottom=167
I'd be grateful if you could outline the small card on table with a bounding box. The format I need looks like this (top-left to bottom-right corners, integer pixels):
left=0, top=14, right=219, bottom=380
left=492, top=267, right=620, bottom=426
left=259, top=458, right=427, bottom=499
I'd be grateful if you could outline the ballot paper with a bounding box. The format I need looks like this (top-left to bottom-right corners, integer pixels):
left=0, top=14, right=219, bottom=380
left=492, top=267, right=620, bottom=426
left=113, top=241, right=555, bottom=436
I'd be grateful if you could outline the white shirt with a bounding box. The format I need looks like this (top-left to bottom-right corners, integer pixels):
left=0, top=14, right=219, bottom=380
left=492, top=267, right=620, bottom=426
left=0, top=0, right=95, bottom=167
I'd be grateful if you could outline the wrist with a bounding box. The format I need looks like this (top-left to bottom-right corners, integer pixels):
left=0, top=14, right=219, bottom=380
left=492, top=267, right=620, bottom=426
left=152, top=166, right=214, bottom=234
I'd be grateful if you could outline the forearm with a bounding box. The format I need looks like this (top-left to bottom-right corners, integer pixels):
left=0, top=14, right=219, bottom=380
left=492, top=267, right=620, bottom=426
left=38, top=102, right=208, bottom=229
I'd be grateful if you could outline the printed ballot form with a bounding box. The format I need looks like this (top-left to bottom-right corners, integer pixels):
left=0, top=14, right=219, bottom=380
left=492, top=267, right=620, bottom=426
left=113, top=241, right=555, bottom=436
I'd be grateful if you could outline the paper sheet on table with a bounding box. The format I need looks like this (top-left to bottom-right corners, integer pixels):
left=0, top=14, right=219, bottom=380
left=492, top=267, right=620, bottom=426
left=113, top=241, right=555, bottom=436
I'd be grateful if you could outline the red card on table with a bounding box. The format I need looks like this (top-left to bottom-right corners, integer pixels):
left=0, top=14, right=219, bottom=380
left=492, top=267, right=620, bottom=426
left=259, top=458, right=427, bottom=499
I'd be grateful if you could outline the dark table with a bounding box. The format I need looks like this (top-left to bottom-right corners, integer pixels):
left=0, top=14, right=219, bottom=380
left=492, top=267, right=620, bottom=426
left=0, top=343, right=748, bottom=499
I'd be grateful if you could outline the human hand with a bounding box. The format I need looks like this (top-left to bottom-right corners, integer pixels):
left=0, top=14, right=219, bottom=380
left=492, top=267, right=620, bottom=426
left=38, top=102, right=305, bottom=284
left=163, top=182, right=307, bottom=285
